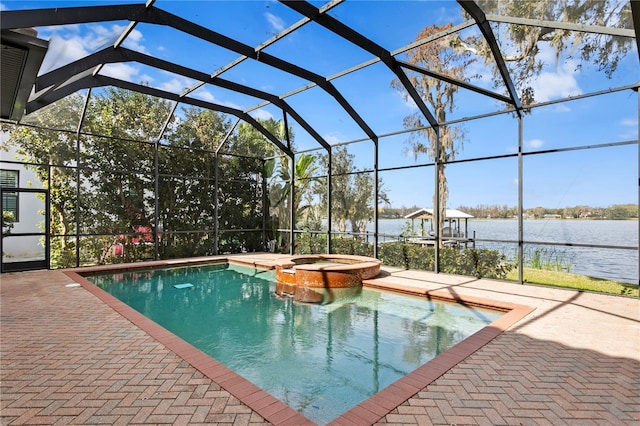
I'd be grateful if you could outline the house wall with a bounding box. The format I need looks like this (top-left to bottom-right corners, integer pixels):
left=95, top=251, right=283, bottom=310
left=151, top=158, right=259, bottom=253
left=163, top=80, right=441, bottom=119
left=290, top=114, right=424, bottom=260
left=1, top=133, right=46, bottom=260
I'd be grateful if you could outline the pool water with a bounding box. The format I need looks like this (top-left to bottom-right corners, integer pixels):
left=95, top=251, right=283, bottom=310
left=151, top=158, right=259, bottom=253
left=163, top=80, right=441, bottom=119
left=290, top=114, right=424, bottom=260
left=89, top=263, right=503, bottom=425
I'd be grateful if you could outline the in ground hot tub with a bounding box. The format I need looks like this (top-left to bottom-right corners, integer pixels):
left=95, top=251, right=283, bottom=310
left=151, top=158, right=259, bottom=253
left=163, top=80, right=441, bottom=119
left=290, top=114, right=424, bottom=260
left=274, top=254, right=381, bottom=303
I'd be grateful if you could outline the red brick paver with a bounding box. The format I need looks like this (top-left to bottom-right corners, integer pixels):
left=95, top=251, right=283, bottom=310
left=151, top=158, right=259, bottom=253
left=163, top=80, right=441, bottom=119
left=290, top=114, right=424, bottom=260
left=1, top=255, right=639, bottom=425
left=0, top=268, right=270, bottom=426
left=370, top=268, right=640, bottom=425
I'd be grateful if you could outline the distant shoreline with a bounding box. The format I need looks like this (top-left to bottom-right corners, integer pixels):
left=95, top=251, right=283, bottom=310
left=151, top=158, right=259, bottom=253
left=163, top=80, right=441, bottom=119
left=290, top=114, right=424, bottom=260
left=378, top=216, right=639, bottom=221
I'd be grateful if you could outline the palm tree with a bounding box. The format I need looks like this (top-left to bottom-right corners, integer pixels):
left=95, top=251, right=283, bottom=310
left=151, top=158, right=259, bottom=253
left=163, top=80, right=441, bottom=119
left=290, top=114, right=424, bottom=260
left=269, top=152, right=319, bottom=229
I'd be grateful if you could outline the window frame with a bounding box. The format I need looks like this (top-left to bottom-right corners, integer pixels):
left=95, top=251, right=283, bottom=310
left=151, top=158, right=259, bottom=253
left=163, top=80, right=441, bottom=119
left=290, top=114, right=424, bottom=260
left=1, top=169, right=20, bottom=222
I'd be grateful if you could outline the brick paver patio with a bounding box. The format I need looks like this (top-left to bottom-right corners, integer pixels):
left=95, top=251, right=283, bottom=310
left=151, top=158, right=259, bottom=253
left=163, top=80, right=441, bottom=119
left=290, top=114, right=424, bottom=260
left=1, top=254, right=638, bottom=425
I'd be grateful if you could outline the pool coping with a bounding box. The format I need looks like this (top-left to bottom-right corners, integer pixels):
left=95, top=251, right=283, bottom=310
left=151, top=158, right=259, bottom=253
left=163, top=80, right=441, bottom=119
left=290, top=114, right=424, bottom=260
left=65, top=257, right=534, bottom=426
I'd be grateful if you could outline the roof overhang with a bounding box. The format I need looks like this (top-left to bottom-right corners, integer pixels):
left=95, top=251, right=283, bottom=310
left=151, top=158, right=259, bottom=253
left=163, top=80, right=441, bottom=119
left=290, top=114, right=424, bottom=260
left=1, top=28, right=48, bottom=121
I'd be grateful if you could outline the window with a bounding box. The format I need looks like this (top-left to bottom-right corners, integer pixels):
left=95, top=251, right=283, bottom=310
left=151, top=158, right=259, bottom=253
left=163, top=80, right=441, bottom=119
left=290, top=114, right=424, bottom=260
left=1, top=169, right=19, bottom=222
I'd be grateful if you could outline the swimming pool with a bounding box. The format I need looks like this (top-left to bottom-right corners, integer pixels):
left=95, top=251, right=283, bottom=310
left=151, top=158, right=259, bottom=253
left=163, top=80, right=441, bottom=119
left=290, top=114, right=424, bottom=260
left=86, top=261, right=504, bottom=425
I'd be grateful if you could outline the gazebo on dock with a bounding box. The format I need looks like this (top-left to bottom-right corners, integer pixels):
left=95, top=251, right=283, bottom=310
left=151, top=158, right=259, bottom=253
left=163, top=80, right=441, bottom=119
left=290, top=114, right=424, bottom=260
left=405, top=208, right=474, bottom=239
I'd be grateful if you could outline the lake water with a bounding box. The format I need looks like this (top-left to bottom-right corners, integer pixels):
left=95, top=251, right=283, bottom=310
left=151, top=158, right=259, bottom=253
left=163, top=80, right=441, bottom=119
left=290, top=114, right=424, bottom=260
left=368, top=219, right=639, bottom=285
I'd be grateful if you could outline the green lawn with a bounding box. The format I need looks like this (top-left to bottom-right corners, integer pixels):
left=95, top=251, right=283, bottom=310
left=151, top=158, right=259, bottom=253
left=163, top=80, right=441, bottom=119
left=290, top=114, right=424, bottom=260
left=506, top=268, right=638, bottom=298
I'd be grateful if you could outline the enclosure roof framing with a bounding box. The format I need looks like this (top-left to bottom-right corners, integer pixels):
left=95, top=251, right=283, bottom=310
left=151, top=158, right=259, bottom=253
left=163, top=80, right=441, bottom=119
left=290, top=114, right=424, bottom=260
left=632, top=0, right=640, bottom=61
left=459, top=1, right=523, bottom=116
left=281, top=0, right=439, bottom=130
left=32, top=46, right=329, bottom=151
left=31, top=71, right=294, bottom=156
left=1, top=0, right=638, bottom=152
left=487, top=14, right=637, bottom=38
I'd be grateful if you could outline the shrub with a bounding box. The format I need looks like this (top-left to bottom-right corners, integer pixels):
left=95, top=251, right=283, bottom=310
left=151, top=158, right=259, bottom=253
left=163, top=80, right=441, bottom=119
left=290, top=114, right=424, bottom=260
left=331, top=237, right=374, bottom=257
left=278, top=237, right=513, bottom=280
left=379, top=243, right=512, bottom=279
left=294, top=232, right=327, bottom=254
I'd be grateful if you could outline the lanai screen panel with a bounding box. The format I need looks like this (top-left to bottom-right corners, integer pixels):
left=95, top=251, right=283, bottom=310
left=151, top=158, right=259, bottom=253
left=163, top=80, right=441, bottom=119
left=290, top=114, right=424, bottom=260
left=1, top=0, right=637, bottom=283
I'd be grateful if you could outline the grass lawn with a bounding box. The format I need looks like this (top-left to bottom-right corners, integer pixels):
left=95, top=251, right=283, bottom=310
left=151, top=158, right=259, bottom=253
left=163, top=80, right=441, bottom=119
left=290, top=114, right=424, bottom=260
left=506, top=267, right=638, bottom=298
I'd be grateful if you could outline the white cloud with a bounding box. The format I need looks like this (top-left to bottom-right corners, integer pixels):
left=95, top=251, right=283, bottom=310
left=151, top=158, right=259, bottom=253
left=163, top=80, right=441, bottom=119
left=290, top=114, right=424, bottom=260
left=117, top=26, right=147, bottom=54
left=618, top=117, right=639, bottom=139
left=506, top=138, right=544, bottom=153
left=525, top=138, right=544, bottom=149
left=618, top=130, right=637, bottom=140
left=159, top=77, right=192, bottom=94
left=251, top=109, right=274, bottom=121
left=91, top=25, right=117, bottom=42
left=79, top=24, right=120, bottom=51
left=265, top=12, right=285, bottom=32
left=435, top=5, right=459, bottom=24
left=225, top=100, right=242, bottom=110
left=527, top=45, right=582, bottom=102
left=139, top=74, right=154, bottom=84
left=186, top=85, right=244, bottom=110
left=192, top=89, right=216, bottom=103
left=100, top=63, right=139, bottom=82
left=38, top=24, right=148, bottom=75
left=323, top=133, right=343, bottom=145
left=38, top=24, right=82, bottom=37
left=40, top=35, right=92, bottom=73
left=552, top=103, right=571, bottom=113
left=465, top=58, right=493, bottom=86
left=529, top=67, right=582, bottom=102
left=394, top=90, right=417, bottom=111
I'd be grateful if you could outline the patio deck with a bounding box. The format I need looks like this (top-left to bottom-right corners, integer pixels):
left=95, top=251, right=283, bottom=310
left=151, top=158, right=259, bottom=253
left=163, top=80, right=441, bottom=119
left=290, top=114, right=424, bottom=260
left=1, top=253, right=638, bottom=425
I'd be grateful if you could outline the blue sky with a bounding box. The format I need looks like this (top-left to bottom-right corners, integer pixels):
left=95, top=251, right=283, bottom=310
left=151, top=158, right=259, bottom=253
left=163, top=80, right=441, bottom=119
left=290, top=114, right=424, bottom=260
left=2, top=0, right=638, bottom=209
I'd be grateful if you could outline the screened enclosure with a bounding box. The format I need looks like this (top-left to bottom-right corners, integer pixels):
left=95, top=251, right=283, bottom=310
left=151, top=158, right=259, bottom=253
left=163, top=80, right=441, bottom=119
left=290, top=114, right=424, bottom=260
left=1, top=0, right=638, bottom=287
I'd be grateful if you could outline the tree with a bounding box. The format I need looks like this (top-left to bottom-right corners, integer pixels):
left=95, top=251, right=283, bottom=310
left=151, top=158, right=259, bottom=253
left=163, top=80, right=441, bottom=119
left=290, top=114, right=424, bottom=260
left=248, top=119, right=328, bottom=251
left=160, top=112, right=277, bottom=256
left=394, top=1, right=634, bottom=241
left=392, top=24, right=476, bottom=242
left=316, top=147, right=389, bottom=238
left=267, top=151, right=321, bottom=253
left=2, top=88, right=278, bottom=264
left=470, top=0, right=635, bottom=105
left=75, top=88, right=173, bottom=262
left=351, top=171, right=386, bottom=234
left=218, top=120, right=277, bottom=252
left=158, top=107, right=226, bottom=257
left=2, top=211, right=15, bottom=237
left=268, top=153, right=319, bottom=226
left=606, top=204, right=638, bottom=220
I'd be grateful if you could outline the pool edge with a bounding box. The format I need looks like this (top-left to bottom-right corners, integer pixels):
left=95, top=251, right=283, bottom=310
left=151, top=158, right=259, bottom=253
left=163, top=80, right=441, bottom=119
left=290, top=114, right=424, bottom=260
left=64, top=258, right=534, bottom=426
